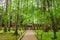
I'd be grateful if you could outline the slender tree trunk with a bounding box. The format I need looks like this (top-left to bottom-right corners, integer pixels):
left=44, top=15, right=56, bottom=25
left=0, top=13, right=2, bottom=27
left=14, top=14, right=18, bottom=35
left=8, top=0, right=12, bottom=31
left=43, top=0, right=46, bottom=14
left=50, top=12, right=57, bottom=39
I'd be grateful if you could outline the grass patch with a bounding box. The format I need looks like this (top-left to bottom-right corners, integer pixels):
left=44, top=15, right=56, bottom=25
left=0, top=30, right=25, bottom=40
left=0, top=34, right=19, bottom=40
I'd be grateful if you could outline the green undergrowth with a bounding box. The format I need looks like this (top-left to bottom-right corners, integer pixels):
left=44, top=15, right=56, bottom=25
left=35, top=30, right=60, bottom=40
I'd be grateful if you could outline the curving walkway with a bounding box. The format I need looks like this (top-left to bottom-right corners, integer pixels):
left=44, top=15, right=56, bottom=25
left=21, top=30, right=38, bottom=40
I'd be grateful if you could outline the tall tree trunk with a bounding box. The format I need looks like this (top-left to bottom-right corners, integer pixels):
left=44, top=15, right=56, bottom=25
left=14, top=0, right=20, bottom=35
left=47, top=0, right=57, bottom=39
left=4, top=0, right=8, bottom=32
left=32, top=0, right=34, bottom=30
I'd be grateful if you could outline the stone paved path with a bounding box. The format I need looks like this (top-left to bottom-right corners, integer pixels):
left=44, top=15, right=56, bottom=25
left=21, top=30, right=38, bottom=40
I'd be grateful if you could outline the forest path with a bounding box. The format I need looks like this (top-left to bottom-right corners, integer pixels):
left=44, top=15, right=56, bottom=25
left=21, top=30, right=38, bottom=40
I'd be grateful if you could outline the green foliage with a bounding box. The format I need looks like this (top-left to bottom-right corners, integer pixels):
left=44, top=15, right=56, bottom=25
left=0, top=0, right=60, bottom=27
